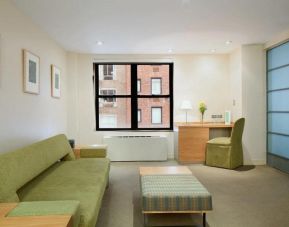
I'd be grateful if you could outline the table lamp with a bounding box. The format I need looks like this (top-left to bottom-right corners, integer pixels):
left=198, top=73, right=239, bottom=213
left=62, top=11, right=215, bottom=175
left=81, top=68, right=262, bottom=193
left=181, top=100, right=192, bottom=123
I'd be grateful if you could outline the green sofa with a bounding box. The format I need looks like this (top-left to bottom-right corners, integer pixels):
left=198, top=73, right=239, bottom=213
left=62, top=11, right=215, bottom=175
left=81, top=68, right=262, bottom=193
left=0, top=134, right=110, bottom=227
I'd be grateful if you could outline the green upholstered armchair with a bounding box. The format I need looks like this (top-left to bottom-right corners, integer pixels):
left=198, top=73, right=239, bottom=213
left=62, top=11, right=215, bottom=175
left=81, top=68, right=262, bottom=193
left=205, top=118, right=245, bottom=169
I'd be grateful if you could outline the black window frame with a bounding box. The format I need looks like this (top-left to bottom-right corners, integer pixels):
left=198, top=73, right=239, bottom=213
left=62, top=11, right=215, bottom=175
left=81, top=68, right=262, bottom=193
left=94, top=62, right=174, bottom=131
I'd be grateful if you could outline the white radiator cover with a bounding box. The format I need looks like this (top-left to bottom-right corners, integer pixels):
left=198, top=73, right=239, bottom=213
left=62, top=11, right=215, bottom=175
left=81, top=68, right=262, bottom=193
left=103, top=135, right=168, bottom=161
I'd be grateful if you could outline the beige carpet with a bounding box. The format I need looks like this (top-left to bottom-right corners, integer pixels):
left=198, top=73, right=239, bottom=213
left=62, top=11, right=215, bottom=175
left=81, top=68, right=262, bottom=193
left=95, top=161, right=289, bottom=227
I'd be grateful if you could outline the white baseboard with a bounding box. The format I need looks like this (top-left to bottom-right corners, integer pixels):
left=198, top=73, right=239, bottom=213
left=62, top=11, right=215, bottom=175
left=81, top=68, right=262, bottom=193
left=244, top=159, right=266, bottom=165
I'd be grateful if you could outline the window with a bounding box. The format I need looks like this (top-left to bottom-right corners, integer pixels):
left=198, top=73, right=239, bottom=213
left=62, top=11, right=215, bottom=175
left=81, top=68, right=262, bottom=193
left=99, top=115, right=117, bottom=128
left=137, top=79, right=141, bottom=93
left=151, top=107, right=162, bottom=124
left=103, top=64, right=113, bottom=80
left=95, top=63, right=173, bottom=130
left=100, top=89, right=116, bottom=105
left=138, top=109, right=141, bottom=122
left=151, top=78, right=161, bottom=95
left=267, top=40, right=289, bottom=173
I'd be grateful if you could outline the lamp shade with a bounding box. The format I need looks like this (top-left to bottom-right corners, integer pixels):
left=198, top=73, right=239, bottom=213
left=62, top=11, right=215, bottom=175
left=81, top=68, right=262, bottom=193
left=180, top=100, right=192, bottom=110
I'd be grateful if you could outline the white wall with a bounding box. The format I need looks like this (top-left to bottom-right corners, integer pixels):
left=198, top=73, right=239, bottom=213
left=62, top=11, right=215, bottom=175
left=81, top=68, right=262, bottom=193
left=241, top=45, right=266, bottom=165
left=66, top=53, right=231, bottom=159
left=229, top=48, right=242, bottom=120
left=229, top=44, right=266, bottom=165
left=0, top=0, right=68, bottom=153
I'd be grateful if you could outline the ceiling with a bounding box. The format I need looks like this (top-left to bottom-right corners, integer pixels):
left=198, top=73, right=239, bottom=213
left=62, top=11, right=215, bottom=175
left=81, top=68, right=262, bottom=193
left=13, top=0, right=289, bottom=54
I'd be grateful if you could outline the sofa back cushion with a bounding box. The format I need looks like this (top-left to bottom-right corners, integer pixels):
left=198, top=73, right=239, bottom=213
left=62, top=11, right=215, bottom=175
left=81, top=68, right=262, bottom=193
left=0, top=134, right=73, bottom=202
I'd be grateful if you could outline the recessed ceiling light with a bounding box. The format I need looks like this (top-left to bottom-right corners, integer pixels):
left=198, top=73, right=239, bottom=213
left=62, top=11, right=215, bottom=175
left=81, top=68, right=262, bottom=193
left=211, top=49, right=216, bottom=53
left=96, top=41, right=103, bottom=46
left=226, top=40, right=232, bottom=45
left=168, top=48, right=173, bottom=53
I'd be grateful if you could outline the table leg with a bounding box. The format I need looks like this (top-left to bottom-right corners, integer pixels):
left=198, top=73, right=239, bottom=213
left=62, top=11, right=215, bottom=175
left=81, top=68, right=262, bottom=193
left=203, top=213, right=206, bottom=227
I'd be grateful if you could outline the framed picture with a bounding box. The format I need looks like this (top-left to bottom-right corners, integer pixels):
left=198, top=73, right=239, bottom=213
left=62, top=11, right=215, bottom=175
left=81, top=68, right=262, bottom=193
left=23, top=49, right=40, bottom=94
left=51, top=64, right=61, bottom=98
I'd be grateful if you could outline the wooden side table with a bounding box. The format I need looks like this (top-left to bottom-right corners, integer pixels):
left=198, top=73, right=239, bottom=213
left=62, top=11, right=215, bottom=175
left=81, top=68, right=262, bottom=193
left=0, top=203, right=72, bottom=227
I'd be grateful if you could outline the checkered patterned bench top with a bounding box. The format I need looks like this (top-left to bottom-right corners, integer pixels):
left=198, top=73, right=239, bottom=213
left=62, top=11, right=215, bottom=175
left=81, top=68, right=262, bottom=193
left=141, top=174, right=212, bottom=212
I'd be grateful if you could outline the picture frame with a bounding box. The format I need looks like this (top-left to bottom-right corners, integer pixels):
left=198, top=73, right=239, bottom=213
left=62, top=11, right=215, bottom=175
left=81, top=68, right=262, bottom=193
left=51, top=64, right=61, bottom=98
left=23, top=49, right=40, bottom=94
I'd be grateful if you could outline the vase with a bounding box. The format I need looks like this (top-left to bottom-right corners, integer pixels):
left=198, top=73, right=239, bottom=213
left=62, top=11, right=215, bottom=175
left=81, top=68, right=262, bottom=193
left=201, top=113, right=204, bottom=124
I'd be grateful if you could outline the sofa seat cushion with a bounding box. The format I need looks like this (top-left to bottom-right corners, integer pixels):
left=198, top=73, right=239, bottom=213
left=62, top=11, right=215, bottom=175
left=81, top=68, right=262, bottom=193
left=17, top=158, right=110, bottom=227
left=7, top=200, right=80, bottom=227
left=207, top=137, right=231, bottom=145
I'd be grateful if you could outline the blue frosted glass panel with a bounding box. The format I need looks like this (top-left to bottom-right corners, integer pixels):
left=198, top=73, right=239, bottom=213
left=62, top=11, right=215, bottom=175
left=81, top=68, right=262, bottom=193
left=268, top=113, right=289, bottom=135
left=268, top=134, right=289, bottom=159
left=268, top=66, right=289, bottom=90
left=268, top=42, right=289, bottom=70
left=267, top=90, right=289, bottom=111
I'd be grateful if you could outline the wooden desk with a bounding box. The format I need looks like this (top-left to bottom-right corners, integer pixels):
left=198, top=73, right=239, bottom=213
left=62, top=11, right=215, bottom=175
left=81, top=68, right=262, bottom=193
left=0, top=203, right=72, bottom=227
left=176, top=122, right=233, bottom=163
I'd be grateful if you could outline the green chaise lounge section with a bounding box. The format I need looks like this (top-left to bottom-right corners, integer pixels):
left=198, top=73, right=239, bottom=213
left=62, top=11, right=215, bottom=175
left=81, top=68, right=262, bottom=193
left=0, top=134, right=110, bottom=227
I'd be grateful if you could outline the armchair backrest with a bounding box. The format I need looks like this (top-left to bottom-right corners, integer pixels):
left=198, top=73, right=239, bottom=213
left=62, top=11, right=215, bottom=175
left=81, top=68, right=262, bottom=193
left=230, top=118, right=245, bottom=145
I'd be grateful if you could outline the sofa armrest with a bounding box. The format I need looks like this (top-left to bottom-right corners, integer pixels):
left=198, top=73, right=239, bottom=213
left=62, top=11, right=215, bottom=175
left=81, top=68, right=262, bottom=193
left=5, top=201, right=80, bottom=227
left=77, top=145, right=107, bottom=158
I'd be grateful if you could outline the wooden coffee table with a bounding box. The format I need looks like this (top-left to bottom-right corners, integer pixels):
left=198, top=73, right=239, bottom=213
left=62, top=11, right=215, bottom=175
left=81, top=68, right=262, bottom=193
left=139, top=166, right=192, bottom=176
left=139, top=166, right=212, bottom=227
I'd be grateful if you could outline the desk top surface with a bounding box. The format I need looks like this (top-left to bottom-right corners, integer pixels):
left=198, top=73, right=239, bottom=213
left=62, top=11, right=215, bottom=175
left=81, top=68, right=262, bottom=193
left=139, top=166, right=192, bottom=176
left=175, top=122, right=234, bottom=128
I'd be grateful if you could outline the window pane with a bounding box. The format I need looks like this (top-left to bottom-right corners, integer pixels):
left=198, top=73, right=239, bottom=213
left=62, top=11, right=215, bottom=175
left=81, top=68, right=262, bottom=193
left=99, top=98, right=131, bottom=128
left=152, top=107, right=162, bottom=124
left=138, top=109, right=141, bottom=122
left=137, top=79, right=141, bottom=93
left=268, top=113, right=289, bottom=135
left=151, top=78, right=161, bottom=95
left=99, top=64, right=131, bottom=95
left=138, top=98, right=170, bottom=128
left=268, top=66, right=289, bottom=91
left=268, top=42, right=289, bottom=70
left=137, top=65, right=169, bottom=95
left=268, top=90, right=289, bottom=111
left=268, top=133, right=289, bottom=159
left=99, top=115, right=117, bottom=128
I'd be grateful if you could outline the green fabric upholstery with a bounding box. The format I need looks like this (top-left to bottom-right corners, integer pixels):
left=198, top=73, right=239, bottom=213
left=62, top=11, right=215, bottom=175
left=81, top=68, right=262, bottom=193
left=0, top=134, right=110, bottom=227
left=80, top=145, right=107, bottom=158
left=141, top=175, right=212, bottom=212
left=7, top=201, right=80, bottom=227
left=0, top=134, right=73, bottom=202
left=206, top=118, right=245, bottom=169
left=62, top=151, right=77, bottom=161
left=17, top=158, right=110, bottom=227
left=207, top=137, right=231, bottom=145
